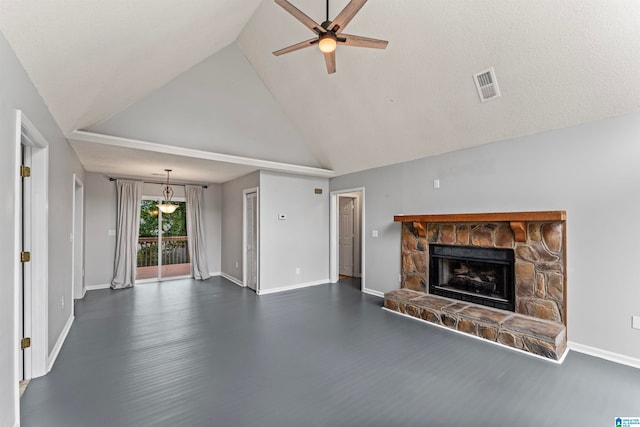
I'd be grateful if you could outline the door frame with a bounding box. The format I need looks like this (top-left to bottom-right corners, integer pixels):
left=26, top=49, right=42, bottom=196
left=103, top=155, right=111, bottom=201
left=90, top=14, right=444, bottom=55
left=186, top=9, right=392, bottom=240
left=242, top=187, right=260, bottom=292
left=14, top=110, right=49, bottom=385
left=330, top=187, right=365, bottom=290
left=71, top=174, right=84, bottom=301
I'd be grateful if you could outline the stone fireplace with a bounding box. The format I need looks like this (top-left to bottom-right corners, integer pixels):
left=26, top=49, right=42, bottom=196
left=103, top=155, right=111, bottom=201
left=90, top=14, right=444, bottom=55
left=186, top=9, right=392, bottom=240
left=384, top=211, right=567, bottom=360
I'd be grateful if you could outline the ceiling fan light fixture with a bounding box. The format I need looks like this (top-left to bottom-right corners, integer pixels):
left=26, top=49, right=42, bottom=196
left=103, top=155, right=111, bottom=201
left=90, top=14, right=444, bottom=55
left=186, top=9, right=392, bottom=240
left=318, top=34, right=337, bottom=53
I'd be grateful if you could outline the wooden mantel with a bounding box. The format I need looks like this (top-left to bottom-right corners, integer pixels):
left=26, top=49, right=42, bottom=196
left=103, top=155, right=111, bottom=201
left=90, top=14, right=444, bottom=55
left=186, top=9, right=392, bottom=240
left=393, top=211, right=566, bottom=242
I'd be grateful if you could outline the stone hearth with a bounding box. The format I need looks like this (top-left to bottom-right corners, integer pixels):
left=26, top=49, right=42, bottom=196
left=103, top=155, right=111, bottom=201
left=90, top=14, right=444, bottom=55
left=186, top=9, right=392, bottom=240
left=388, top=211, right=567, bottom=360
left=384, top=289, right=566, bottom=359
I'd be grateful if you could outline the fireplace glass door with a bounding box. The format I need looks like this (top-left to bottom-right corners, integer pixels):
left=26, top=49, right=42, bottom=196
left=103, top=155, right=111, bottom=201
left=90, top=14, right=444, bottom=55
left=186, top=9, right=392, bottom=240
left=429, top=244, right=515, bottom=311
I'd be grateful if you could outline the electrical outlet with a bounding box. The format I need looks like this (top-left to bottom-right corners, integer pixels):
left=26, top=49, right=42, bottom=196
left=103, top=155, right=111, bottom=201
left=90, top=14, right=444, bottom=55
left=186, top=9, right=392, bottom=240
left=236, top=261, right=239, bottom=269
left=372, top=230, right=378, bottom=238
left=295, top=268, right=301, bottom=275
left=108, top=229, right=116, bottom=236
left=433, top=179, right=440, bottom=189
left=61, top=296, right=65, bottom=309
left=633, top=316, right=640, bottom=330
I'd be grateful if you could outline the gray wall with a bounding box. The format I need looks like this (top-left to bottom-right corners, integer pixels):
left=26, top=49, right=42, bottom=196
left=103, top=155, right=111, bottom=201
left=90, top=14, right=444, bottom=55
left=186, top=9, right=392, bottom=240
left=0, top=31, right=85, bottom=426
left=259, top=171, right=329, bottom=291
left=84, top=172, right=222, bottom=286
left=330, top=112, right=640, bottom=360
left=88, top=42, right=319, bottom=168
left=221, top=171, right=260, bottom=282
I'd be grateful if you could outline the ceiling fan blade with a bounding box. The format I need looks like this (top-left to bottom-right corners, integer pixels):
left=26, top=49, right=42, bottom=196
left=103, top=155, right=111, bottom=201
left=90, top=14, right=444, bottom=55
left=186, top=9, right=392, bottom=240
left=323, top=51, right=336, bottom=74
left=273, top=38, right=318, bottom=56
left=339, top=34, right=388, bottom=49
left=275, top=0, right=325, bottom=34
left=329, top=0, right=367, bottom=33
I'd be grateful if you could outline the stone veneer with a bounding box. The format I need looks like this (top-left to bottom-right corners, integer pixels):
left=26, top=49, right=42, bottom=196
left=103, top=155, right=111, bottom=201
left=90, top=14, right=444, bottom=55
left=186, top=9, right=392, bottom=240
left=384, top=289, right=567, bottom=360
left=401, top=220, right=567, bottom=325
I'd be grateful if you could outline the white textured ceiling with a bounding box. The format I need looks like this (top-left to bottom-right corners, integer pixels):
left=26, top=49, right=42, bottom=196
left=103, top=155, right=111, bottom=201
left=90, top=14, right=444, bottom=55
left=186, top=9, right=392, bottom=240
left=2, top=0, right=640, bottom=182
left=0, top=0, right=262, bottom=134
left=240, top=0, right=640, bottom=174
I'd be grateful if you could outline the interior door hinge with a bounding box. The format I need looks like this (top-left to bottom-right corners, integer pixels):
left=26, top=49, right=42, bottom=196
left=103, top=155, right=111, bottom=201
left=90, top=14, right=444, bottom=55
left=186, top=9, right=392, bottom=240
left=20, top=165, right=31, bottom=178
left=20, top=251, right=31, bottom=263
left=21, top=337, right=31, bottom=350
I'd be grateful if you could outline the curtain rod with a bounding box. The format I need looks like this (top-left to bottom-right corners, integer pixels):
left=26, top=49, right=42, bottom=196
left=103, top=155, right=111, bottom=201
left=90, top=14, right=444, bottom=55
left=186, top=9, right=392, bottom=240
left=107, top=176, right=208, bottom=189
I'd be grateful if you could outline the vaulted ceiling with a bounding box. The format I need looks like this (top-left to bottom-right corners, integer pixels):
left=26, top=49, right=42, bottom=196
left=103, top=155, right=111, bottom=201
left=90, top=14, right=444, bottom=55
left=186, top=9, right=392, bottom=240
left=1, top=0, right=639, bottom=183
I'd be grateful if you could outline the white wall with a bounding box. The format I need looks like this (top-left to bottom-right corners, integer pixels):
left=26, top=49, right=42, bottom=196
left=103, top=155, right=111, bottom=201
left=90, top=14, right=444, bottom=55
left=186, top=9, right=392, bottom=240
left=221, top=171, right=260, bottom=282
left=84, top=172, right=222, bottom=286
left=259, top=171, right=329, bottom=291
left=0, top=31, right=85, bottom=426
left=330, top=112, right=640, bottom=361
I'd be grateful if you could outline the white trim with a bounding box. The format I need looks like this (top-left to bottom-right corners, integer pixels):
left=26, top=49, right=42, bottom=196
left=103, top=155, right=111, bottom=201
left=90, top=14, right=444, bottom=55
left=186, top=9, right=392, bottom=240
left=362, top=288, right=384, bottom=298
left=70, top=130, right=335, bottom=178
left=383, top=307, right=569, bottom=365
left=330, top=187, right=366, bottom=291
left=13, top=110, right=21, bottom=427
left=85, top=283, right=111, bottom=291
left=568, top=341, right=640, bottom=370
left=71, top=174, right=84, bottom=303
left=256, top=279, right=330, bottom=296
left=220, top=272, right=243, bottom=287
left=47, top=315, right=74, bottom=373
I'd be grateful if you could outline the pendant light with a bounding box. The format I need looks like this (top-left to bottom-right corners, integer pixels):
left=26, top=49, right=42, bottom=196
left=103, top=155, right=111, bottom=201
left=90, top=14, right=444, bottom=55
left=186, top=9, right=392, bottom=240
left=158, top=169, right=178, bottom=214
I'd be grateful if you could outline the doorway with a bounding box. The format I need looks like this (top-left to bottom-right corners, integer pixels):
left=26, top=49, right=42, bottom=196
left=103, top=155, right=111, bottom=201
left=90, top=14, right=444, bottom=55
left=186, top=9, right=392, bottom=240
left=330, top=188, right=365, bottom=290
left=137, top=198, right=190, bottom=282
left=338, top=196, right=357, bottom=277
left=16, top=111, right=49, bottom=384
left=243, top=188, right=259, bottom=291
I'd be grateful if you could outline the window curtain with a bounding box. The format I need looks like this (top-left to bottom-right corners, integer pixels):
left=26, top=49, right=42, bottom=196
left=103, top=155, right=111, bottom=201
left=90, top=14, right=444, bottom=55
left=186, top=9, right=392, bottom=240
left=111, top=180, right=143, bottom=289
left=185, top=185, right=210, bottom=280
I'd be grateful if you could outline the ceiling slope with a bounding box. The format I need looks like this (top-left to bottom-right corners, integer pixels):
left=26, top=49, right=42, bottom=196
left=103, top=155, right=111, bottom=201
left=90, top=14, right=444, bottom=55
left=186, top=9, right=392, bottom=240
left=87, top=43, right=321, bottom=169
left=0, top=0, right=262, bottom=135
left=239, top=0, right=640, bottom=175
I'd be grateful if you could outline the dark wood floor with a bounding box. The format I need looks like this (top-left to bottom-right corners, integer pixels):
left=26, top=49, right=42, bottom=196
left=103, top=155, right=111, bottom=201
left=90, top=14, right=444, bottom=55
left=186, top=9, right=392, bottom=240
left=21, top=277, right=640, bottom=426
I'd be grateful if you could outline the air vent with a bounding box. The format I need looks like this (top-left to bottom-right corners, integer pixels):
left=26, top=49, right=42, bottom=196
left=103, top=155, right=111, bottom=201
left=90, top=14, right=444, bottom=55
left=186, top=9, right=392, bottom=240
left=474, top=67, right=500, bottom=102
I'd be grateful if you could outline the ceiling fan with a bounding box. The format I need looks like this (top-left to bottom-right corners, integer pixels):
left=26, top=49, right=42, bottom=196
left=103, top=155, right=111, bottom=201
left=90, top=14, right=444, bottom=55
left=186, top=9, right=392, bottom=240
left=272, top=0, right=388, bottom=74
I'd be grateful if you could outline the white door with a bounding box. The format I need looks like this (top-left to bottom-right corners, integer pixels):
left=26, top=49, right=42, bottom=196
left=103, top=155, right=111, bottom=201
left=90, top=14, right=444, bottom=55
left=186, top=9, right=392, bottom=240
left=73, top=178, right=84, bottom=299
left=19, top=143, right=33, bottom=381
left=339, top=197, right=355, bottom=276
left=245, top=192, right=258, bottom=290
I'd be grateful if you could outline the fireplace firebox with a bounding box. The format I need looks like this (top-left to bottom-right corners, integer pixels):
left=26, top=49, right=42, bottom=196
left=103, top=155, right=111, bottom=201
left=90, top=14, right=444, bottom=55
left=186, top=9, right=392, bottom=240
left=429, top=244, right=515, bottom=311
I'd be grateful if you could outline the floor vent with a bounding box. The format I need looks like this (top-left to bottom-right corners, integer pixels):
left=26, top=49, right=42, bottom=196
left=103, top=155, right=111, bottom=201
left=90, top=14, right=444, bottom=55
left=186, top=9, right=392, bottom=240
left=474, top=67, right=500, bottom=102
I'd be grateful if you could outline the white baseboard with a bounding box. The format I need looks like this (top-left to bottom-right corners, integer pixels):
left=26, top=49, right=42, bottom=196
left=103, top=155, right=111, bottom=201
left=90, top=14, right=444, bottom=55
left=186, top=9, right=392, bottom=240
left=47, top=314, right=74, bottom=372
left=257, top=279, right=330, bottom=296
left=383, top=307, right=568, bottom=365
left=568, top=341, right=640, bottom=370
left=362, top=288, right=384, bottom=298
left=220, top=272, right=243, bottom=287
left=85, top=283, right=111, bottom=291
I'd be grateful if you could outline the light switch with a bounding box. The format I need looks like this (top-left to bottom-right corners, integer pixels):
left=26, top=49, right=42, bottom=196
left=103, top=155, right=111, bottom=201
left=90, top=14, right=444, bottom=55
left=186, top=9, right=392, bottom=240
left=433, top=179, right=440, bottom=189
left=372, top=230, right=378, bottom=238
left=633, top=316, right=640, bottom=330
